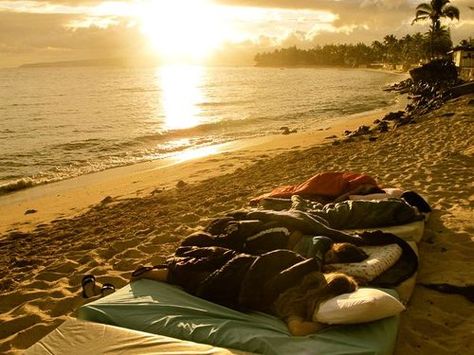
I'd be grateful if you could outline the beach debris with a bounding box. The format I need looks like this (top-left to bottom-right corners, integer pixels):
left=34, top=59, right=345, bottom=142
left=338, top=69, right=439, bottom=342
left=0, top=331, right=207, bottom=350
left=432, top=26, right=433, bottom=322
left=7, top=230, right=30, bottom=240
left=100, top=196, right=113, bottom=204
left=376, top=121, right=389, bottom=132
left=24, top=209, right=37, bottom=215
left=280, top=126, right=297, bottom=135
left=383, top=78, right=413, bottom=93
left=348, top=125, right=371, bottom=137
left=325, top=135, right=337, bottom=139
left=152, top=187, right=164, bottom=194
left=382, top=111, right=405, bottom=121
left=373, top=60, right=468, bottom=136
left=176, top=180, right=187, bottom=188
left=11, top=257, right=31, bottom=268
left=420, top=283, right=474, bottom=303
left=409, top=59, right=458, bottom=84
left=441, top=112, right=455, bottom=117
left=448, top=82, right=474, bottom=98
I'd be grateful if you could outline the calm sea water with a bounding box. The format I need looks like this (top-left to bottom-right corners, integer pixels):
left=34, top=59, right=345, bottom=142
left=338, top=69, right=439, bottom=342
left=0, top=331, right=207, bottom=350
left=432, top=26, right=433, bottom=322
left=0, top=66, right=401, bottom=194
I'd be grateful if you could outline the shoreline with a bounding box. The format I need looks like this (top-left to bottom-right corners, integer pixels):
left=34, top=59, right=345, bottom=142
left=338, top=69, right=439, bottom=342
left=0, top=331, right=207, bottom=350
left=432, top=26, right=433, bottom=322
left=0, top=94, right=473, bottom=354
left=0, top=65, right=406, bottom=199
left=0, top=99, right=406, bottom=235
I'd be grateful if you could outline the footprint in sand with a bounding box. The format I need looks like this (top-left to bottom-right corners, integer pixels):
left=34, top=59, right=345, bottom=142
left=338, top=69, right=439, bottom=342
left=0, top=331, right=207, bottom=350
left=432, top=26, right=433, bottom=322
left=0, top=313, right=43, bottom=340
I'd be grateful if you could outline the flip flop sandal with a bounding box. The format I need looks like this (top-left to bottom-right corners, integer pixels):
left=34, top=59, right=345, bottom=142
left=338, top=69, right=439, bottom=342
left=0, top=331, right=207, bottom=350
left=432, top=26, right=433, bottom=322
left=101, top=283, right=116, bottom=297
left=81, top=274, right=96, bottom=299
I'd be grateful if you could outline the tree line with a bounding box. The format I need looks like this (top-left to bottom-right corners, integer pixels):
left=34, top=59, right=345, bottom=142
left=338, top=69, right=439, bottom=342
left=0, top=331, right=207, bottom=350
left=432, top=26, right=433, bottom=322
left=254, top=32, right=453, bottom=68
left=255, top=0, right=465, bottom=68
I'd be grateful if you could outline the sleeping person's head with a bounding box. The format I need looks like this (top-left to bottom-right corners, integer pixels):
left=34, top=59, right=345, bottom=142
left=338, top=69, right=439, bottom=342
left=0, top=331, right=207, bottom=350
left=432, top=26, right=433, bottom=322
left=308, top=272, right=358, bottom=319
left=324, top=243, right=368, bottom=264
left=273, top=271, right=357, bottom=321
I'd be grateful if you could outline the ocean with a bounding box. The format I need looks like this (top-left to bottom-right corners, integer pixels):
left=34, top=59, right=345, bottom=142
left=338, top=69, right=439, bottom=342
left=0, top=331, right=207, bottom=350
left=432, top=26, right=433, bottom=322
left=0, top=65, right=402, bottom=195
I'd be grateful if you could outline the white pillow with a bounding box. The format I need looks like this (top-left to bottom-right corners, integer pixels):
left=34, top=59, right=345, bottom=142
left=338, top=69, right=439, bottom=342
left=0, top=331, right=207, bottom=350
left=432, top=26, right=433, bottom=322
left=314, top=288, right=405, bottom=324
left=324, top=244, right=402, bottom=282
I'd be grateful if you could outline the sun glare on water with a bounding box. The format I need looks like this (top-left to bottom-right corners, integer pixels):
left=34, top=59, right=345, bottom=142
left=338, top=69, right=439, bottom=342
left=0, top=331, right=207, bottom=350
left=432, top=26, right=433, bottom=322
left=139, top=0, right=225, bottom=61
left=158, top=65, right=204, bottom=130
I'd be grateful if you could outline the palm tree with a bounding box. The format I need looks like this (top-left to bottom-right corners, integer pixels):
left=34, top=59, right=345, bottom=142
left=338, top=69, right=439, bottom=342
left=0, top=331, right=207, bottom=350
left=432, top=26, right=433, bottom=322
left=412, top=0, right=460, bottom=58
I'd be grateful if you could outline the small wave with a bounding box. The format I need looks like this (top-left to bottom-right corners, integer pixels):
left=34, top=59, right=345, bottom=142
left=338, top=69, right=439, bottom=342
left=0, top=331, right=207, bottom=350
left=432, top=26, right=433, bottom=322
left=119, top=87, right=159, bottom=93
left=50, top=139, right=103, bottom=152
left=9, top=102, right=51, bottom=107
left=0, top=178, right=37, bottom=195
left=198, top=100, right=253, bottom=108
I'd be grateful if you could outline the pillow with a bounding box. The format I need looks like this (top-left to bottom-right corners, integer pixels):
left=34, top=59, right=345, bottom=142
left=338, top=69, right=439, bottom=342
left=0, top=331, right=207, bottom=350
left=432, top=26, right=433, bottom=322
left=313, top=288, right=405, bottom=324
left=323, top=244, right=402, bottom=282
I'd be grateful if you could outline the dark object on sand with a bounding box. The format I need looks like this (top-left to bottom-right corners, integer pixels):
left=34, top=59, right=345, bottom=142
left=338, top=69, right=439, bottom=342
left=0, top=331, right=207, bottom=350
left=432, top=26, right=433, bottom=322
left=101, top=283, right=116, bottom=296
left=81, top=275, right=96, bottom=298
left=176, top=180, right=187, bottom=188
left=81, top=274, right=116, bottom=298
left=383, top=79, right=413, bottom=93
left=409, top=59, right=458, bottom=83
left=420, top=283, right=474, bottom=303
left=348, top=125, right=370, bottom=137
left=101, top=196, right=113, bottom=204
left=280, top=127, right=297, bottom=135
left=447, top=82, right=474, bottom=98
left=24, top=209, right=37, bottom=215
left=376, top=121, right=389, bottom=133
left=382, top=111, right=405, bottom=121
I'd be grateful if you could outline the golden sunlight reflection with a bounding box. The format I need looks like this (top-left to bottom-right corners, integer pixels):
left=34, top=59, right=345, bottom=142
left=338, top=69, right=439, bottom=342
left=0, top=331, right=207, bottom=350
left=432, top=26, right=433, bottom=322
left=174, top=145, right=221, bottom=162
left=158, top=65, right=204, bottom=131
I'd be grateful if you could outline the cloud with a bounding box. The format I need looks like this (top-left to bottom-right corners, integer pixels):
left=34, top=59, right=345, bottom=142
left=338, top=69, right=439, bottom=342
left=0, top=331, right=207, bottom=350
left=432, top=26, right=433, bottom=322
left=218, top=0, right=473, bottom=46
left=0, top=10, right=151, bottom=67
left=25, top=0, right=106, bottom=5
left=0, top=0, right=472, bottom=67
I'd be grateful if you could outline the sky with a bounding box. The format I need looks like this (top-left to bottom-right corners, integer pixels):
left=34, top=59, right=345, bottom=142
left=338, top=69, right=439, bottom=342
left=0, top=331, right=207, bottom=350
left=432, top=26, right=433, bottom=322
left=0, top=0, right=473, bottom=67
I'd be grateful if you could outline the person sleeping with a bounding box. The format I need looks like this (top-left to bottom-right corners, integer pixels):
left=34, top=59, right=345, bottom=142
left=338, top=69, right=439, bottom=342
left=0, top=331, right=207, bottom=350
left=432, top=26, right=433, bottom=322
left=82, top=247, right=358, bottom=336
left=132, top=247, right=358, bottom=336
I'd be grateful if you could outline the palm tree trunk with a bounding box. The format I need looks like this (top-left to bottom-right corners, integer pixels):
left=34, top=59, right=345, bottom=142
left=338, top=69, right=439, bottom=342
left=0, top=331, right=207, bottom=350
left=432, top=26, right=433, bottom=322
left=430, top=21, right=435, bottom=59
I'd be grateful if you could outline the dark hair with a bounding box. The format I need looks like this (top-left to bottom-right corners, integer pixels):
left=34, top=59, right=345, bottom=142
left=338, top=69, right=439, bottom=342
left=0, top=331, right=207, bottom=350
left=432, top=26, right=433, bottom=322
left=330, top=243, right=368, bottom=263
left=273, top=272, right=357, bottom=321
left=324, top=272, right=358, bottom=295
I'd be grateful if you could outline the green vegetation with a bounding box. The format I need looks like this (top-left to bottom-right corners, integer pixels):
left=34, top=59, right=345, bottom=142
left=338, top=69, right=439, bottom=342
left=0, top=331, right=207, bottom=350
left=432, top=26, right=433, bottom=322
left=412, top=0, right=460, bottom=58
left=255, top=1, right=463, bottom=68
left=254, top=33, right=433, bottom=68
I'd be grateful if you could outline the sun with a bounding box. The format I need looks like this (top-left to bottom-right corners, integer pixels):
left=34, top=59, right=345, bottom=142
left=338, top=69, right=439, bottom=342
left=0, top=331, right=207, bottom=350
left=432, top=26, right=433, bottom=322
left=139, top=0, right=225, bottom=62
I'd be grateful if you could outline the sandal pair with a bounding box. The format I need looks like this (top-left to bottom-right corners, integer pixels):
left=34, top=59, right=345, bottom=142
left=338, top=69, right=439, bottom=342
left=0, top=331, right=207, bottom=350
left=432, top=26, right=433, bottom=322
left=81, top=274, right=115, bottom=298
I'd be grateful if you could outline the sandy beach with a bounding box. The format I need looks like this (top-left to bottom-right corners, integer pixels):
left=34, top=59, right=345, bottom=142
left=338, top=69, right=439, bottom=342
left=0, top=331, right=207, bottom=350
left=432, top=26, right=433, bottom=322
left=0, top=94, right=473, bottom=354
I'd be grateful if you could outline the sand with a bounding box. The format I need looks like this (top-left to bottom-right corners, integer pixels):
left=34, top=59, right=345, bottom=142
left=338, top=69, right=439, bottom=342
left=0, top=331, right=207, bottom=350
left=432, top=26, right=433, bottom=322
left=0, top=94, right=473, bottom=354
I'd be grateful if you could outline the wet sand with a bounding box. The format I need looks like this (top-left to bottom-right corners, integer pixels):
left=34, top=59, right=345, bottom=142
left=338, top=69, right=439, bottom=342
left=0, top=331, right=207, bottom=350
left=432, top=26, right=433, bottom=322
left=0, top=95, right=473, bottom=354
